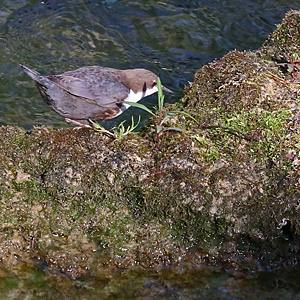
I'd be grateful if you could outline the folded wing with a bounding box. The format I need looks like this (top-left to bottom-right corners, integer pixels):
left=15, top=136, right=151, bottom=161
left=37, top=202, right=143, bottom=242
left=47, top=67, right=129, bottom=108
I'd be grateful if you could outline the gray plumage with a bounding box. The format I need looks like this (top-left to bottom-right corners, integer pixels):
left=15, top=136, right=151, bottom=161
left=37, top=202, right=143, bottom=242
left=21, top=65, right=170, bottom=126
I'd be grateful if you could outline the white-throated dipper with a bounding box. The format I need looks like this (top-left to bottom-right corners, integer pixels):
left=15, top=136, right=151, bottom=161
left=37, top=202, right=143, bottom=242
left=21, top=65, right=172, bottom=127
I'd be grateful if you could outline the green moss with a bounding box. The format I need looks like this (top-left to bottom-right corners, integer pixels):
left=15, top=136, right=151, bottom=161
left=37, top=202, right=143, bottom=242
left=261, top=10, right=300, bottom=58
left=192, top=134, right=225, bottom=163
left=1, top=10, right=300, bottom=280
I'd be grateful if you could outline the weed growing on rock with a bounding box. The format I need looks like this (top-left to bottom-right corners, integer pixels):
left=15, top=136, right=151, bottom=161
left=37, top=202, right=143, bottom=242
left=125, top=77, right=197, bottom=140
left=90, top=116, right=141, bottom=139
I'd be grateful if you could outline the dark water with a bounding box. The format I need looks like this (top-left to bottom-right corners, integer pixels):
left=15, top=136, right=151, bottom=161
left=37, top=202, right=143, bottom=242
left=1, top=0, right=300, bottom=298
left=0, top=264, right=300, bottom=299
left=0, top=0, right=299, bottom=129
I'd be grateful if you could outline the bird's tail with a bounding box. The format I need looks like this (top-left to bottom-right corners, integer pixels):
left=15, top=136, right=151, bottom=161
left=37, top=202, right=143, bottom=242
left=21, top=65, right=50, bottom=87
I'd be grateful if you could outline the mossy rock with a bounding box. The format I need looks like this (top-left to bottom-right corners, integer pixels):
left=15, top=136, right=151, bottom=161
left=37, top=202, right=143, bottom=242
left=1, top=10, right=300, bottom=278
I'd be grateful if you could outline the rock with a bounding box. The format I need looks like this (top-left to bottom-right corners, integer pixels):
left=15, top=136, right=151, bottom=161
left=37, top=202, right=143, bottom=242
left=0, top=10, right=300, bottom=279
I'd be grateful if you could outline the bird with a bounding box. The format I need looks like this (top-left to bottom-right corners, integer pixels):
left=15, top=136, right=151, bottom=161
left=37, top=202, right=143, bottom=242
left=21, top=65, right=172, bottom=128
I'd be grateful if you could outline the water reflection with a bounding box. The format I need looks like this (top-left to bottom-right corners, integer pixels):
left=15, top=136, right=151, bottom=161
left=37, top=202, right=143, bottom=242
left=0, top=0, right=299, bottom=129
left=0, top=263, right=299, bottom=299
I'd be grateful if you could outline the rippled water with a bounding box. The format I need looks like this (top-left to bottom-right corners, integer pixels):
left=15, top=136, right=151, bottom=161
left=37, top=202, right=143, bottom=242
left=0, top=0, right=299, bottom=129
left=1, top=0, right=300, bottom=298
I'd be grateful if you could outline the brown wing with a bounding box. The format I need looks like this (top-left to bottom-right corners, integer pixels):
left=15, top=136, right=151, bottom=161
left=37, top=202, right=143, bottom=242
left=47, top=66, right=129, bottom=108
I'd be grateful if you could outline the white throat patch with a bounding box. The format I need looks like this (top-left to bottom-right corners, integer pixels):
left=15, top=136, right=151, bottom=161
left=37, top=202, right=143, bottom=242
left=115, top=85, right=158, bottom=117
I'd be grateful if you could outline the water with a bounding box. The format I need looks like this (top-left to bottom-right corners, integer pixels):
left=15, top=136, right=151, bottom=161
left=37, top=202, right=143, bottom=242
left=1, top=0, right=300, bottom=297
left=0, top=264, right=300, bottom=299
left=0, top=0, right=299, bottom=129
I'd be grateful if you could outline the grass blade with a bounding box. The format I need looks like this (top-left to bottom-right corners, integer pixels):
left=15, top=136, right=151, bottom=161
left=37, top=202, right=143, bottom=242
left=157, top=77, right=164, bottom=111
left=160, top=112, right=176, bottom=126
left=124, top=101, right=155, bottom=116
left=156, top=125, right=163, bottom=133
left=170, top=110, right=198, bottom=123
left=165, top=127, right=184, bottom=132
left=130, top=115, right=141, bottom=131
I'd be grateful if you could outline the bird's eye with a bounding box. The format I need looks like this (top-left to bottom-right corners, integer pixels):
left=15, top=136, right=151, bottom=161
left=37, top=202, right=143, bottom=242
left=152, top=81, right=157, bottom=88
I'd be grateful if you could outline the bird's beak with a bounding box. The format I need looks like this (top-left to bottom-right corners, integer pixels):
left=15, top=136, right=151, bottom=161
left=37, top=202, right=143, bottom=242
left=162, top=86, right=173, bottom=93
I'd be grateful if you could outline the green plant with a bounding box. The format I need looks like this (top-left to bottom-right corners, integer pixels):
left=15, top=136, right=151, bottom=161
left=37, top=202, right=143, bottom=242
left=90, top=115, right=141, bottom=140
left=125, top=77, right=197, bottom=139
left=287, top=53, right=300, bottom=73
left=91, top=77, right=196, bottom=140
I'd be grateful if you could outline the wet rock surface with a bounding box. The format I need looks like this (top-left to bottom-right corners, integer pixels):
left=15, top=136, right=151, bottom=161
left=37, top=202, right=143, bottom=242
left=0, top=10, right=300, bottom=288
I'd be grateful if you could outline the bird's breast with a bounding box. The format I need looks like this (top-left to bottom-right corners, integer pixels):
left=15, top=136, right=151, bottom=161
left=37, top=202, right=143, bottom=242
left=122, top=89, right=143, bottom=110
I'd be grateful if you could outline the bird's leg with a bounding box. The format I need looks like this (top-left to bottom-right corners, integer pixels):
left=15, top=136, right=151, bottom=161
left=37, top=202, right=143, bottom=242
left=65, top=118, right=91, bottom=129
left=65, top=118, right=116, bottom=138
left=89, top=121, right=117, bottom=138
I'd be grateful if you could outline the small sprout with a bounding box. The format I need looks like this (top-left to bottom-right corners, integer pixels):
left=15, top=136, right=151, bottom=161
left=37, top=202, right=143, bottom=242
left=157, top=77, right=165, bottom=112
left=287, top=53, right=300, bottom=73
left=124, top=77, right=197, bottom=139
left=113, top=115, right=141, bottom=139
left=290, top=53, right=299, bottom=62
left=90, top=115, right=141, bottom=140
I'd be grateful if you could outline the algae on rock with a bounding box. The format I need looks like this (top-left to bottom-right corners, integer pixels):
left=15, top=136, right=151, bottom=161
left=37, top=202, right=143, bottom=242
left=1, top=10, right=300, bottom=278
